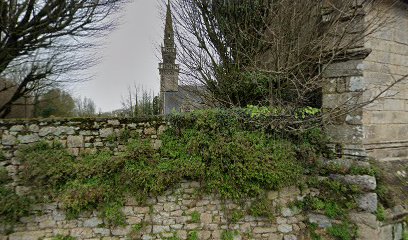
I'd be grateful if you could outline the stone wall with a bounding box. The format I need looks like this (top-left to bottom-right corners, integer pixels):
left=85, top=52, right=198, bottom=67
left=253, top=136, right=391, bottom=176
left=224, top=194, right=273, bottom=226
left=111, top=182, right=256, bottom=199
left=0, top=117, right=165, bottom=156
left=0, top=182, right=311, bottom=240
left=362, top=0, right=408, bottom=161
left=0, top=117, right=165, bottom=195
left=0, top=118, right=406, bottom=240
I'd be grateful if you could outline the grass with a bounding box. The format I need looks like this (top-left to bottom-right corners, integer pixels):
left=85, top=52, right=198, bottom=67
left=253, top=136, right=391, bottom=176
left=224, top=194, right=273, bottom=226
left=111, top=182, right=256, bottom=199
left=221, top=230, right=238, bottom=240
left=376, top=204, right=385, bottom=221
left=327, top=222, right=355, bottom=240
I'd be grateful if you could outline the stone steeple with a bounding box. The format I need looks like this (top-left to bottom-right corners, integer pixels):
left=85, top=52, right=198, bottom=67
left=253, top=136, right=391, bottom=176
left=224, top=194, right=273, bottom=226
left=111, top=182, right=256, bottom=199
left=159, top=0, right=179, bottom=93
left=164, top=0, right=175, bottom=48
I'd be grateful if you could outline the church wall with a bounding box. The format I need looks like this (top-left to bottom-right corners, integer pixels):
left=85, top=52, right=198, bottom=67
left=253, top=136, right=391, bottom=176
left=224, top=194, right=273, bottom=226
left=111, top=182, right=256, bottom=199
left=362, top=1, right=408, bottom=161
left=323, top=1, right=408, bottom=161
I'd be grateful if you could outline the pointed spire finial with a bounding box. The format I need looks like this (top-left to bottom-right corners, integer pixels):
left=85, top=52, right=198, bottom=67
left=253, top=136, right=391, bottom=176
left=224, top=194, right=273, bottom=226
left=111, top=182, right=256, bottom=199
left=164, top=0, right=174, bottom=47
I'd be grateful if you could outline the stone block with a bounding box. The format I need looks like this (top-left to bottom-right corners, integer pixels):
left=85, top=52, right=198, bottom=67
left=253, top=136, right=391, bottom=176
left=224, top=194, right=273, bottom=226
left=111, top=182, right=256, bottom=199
left=111, top=226, right=130, bottom=236
left=2, top=134, right=17, bottom=145
left=281, top=207, right=300, bottom=217
left=267, top=191, right=279, bottom=200
left=39, top=127, right=56, bottom=137
left=201, top=213, right=212, bottom=225
left=349, top=213, right=378, bottom=229
left=384, top=99, right=405, bottom=111
left=356, top=223, right=379, bottom=240
left=10, top=125, right=24, bottom=132
left=107, top=120, right=120, bottom=126
left=70, top=228, right=94, bottom=239
left=323, top=60, right=364, bottom=78
left=54, top=126, right=75, bottom=136
left=357, top=193, right=378, bottom=213
left=157, top=125, right=167, bottom=135
left=99, top=128, right=114, bottom=138
left=349, top=76, right=365, bottom=92
left=144, top=127, right=156, bottom=135
left=83, top=217, right=103, bottom=228
left=278, top=224, right=293, bottom=233
left=279, top=186, right=300, bottom=199
left=379, top=224, right=393, bottom=240
left=8, top=231, right=48, bottom=240
left=52, top=229, right=70, bottom=236
left=284, top=234, right=297, bottom=240
left=152, top=225, right=170, bottom=234
left=329, top=175, right=376, bottom=191
left=308, top=214, right=332, bottom=228
left=253, top=227, right=277, bottom=234
left=17, top=134, right=39, bottom=144
left=67, top=135, right=84, bottom=148
left=29, top=124, right=39, bottom=132
left=393, top=223, right=403, bottom=240
left=199, top=230, right=212, bottom=240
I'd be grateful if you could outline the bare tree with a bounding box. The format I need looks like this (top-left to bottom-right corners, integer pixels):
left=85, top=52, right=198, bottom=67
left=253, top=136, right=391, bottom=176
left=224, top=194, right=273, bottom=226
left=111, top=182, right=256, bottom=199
left=121, top=85, right=160, bottom=117
left=171, top=0, right=406, bottom=112
left=0, top=0, right=125, bottom=118
left=74, top=97, right=96, bottom=117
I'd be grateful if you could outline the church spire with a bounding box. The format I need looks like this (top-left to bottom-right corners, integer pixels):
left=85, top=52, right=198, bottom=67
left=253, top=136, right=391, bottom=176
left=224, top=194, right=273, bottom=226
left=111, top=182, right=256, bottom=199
left=164, top=0, right=174, bottom=47
left=159, top=0, right=179, bottom=96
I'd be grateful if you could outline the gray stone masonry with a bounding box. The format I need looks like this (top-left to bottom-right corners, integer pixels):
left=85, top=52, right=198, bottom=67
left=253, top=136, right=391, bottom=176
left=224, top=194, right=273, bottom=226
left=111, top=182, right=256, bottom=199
left=0, top=117, right=405, bottom=239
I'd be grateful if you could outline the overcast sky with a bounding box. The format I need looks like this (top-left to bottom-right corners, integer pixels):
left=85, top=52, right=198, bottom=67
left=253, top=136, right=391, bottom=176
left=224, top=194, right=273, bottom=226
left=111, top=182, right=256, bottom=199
left=72, top=0, right=163, bottom=112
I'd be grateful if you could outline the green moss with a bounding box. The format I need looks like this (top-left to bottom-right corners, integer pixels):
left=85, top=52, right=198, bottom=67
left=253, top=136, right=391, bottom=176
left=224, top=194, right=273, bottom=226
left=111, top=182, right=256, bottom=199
left=308, top=223, right=322, bottom=240
left=298, top=178, right=359, bottom=221
left=221, top=230, right=238, bottom=240
left=324, top=202, right=345, bottom=219
left=163, top=236, right=181, bottom=240
left=100, top=202, right=126, bottom=226
left=327, top=222, right=356, bottom=240
left=0, top=185, right=31, bottom=224
left=349, top=166, right=376, bottom=176
left=190, top=211, right=201, bottom=223
left=0, top=166, right=10, bottom=184
left=105, top=133, right=117, bottom=143
left=230, top=209, right=245, bottom=223
left=187, top=231, right=199, bottom=240
left=0, top=166, right=31, bottom=224
left=248, top=197, right=274, bottom=220
left=0, top=150, right=5, bottom=161
left=376, top=204, right=385, bottom=221
left=128, top=222, right=148, bottom=239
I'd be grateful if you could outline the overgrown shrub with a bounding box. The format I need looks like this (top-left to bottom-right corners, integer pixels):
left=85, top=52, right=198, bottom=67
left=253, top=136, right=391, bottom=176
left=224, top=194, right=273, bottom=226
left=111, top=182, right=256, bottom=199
left=0, top=166, right=31, bottom=224
left=15, top=108, right=332, bottom=225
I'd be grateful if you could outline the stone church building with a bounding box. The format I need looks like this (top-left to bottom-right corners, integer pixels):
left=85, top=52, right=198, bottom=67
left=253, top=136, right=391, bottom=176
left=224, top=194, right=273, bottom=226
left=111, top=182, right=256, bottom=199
left=159, top=1, right=205, bottom=115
